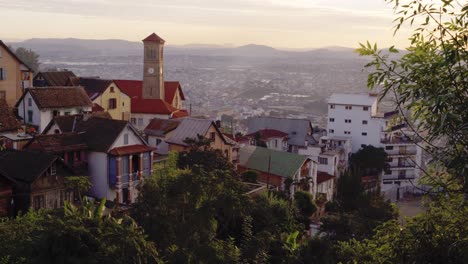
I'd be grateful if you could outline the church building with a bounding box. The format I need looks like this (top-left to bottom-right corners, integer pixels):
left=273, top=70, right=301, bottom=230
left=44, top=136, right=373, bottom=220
left=115, top=33, right=188, bottom=131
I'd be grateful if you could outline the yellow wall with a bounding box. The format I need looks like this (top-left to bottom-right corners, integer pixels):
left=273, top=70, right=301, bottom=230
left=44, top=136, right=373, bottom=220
left=93, top=82, right=131, bottom=120
left=0, top=45, right=33, bottom=106
left=172, top=89, right=183, bottom=109
left=168, top=124, right=233, bottom=162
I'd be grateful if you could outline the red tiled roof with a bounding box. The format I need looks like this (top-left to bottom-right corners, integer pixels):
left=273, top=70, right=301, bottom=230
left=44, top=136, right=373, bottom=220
left=246, top=129, right=289, bottom=140
left=114, top=80, right=186, bottom=115
left=15, top=87, right=93, bottom=109
left=92, top=103, right=105, bottom=112
left=132, top=98, right=178, bottom=114
left=165, top=81, right=185, bottom=102
left=317, top=171, right=335, bottom=184
left=143, top=33, right=165, bottom=43
left=171, top=110, right=189, bottom=119
left=109, top=145, right=156, bottom=156
left=144, top=118, right=181, bottom=136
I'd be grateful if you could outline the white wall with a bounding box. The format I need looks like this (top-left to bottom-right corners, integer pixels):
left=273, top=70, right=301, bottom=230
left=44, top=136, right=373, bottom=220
left=110, top=125, right=146, bottom=149
left=265, top=137, right=287, bottom=151
left=327, top=100, right=385, bottom=153
left=17, top=92, right=40, bottom=129
left=148, top=135, right=169, bottom=155
left=88, top=152, right=110, bottom=200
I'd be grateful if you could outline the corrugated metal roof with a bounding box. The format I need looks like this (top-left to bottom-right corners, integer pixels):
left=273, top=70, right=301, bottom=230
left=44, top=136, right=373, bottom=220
left=166, top=118, right=214, bottom=146
left=239, top=145, right=309, bottom=178
left=328, top=93, right=376, bottom=106
left=247, top=117, right=313, bottom=147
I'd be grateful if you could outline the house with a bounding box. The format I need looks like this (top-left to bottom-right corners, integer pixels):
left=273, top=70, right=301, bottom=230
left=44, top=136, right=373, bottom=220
left=33, top=70, right=77, bottom=87
left=243, top=129, right=288, bottom=151
left=143, top=118, right=182, bottom=155
left=238, top=145, right=319, bottom=198
left=0, top=149, right=76, bottom=215
left=326, top=93, right=423, bottom=199
left=0, top=98, right=21, bottom=135
left=316, top=171, right=335, bottom=202
left=247, top=117, right=315, bottom=153
left=165, top=117, right=235, bottom=162
left=0, top=40, right=33, bottom=107
left=41, top=114, right=155, bottom=204
left=68, top=77, right=131, bottom=120
left=113, top=33, right=188, bottom=130
left=15, top=87, right=93, bottom=133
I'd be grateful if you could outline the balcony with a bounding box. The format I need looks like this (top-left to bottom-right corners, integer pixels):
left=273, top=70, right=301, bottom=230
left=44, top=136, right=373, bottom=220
left=382, top=175, right=416, bottom=181
left=381, top=136, right=416, bottom=145
left=388, top=162, right=415, bottom=169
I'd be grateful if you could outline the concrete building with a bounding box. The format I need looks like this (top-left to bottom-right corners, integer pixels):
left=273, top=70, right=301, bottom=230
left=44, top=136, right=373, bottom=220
left=326, top=93, right=423, bottom=198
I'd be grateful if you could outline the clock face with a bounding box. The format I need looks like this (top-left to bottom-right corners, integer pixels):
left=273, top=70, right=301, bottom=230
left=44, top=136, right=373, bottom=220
left=148, top=67, right=155, bottom=74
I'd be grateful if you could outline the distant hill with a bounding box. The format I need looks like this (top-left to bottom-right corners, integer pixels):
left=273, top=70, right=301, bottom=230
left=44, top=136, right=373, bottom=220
left=8, top=38, right=365, bottom=59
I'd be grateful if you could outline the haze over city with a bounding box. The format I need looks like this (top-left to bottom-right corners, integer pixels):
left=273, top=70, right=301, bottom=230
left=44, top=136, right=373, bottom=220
left=2, top=0, right=412, bottom=48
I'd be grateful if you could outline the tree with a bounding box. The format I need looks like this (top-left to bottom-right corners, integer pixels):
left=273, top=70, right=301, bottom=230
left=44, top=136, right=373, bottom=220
left=321, top=170, right=397, bottom=242
left=241, top=170, right=258, bottom=183
left=64, top=176, right=92, bottom=202
left=293, top=191, right=317, bottom=230
left=0, top=198, right=161, bottom=264
left=350, top=145, right=388, bottom=176
left=254, top=132, right=268, bottom=148
left=13, top=47, right=40, bottom=73
left=356, top=0, right=468, bottom=198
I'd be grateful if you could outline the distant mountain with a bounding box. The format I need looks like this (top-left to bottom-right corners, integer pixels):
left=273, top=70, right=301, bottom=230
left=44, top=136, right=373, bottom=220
left=8, top=38, right=366, bottom=59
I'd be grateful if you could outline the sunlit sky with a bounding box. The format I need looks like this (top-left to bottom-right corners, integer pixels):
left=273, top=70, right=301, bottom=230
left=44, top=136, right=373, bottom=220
left=1, top=0, right=413, bottom=49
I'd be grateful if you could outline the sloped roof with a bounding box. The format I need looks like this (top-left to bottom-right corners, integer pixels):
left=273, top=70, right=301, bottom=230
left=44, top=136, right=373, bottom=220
left=0, top=99, right=21, bottom=133
left=171, top=110, right=189, bottom=119
left=144, top=118, right=181, bottom=137
left=0, top=40, right=33, bottom=71
left=34, top=71, right=77, bottom=86
left=247, top=117, right=313, bottom=146
left=24, top=132, right=88, bottom=153
left=246, top=129, right=288, bottom=140
left=109, top=145, right=155, bottom=156
left=238, top=145, right=309, bottom=178
left=68, top=77, right=113, bottom=99
left=16, top=87, right=93, bottom=109
left=0, top=149, right=57, bottom=183
left=166, top=118, right=226, bottom=146
left=328, top=93, right=376, bottom=106
left=143, top=33, right=165, bottom=43
left=317, top=171, right=335, bottom=184
left=43, top=115, right=130, bottom=152
left=113, top=80, right=185, bottom=115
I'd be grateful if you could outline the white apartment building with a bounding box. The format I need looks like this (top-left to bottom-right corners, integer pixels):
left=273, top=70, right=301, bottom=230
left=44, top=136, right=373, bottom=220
left=327, top=93, right=423, bottom=199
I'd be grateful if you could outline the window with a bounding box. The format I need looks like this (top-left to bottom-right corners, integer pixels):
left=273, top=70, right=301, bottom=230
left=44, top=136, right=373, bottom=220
left=28, top=98, right=32, bottom=106
left=385, top=170, right=392, bottom=175
left=108, top=98, right=117, bottom=109
left=363, top=106, right=369, bottom=111
left=330, top=104, right=335, bottom=109
left=362, top=120, right=368, bottom=125
left=50, top=164, right=56, bottom=176
left=0, top=68, right=5, bottom=80
left=130, top=118, right=136, bottom=125
left=53, top=110, right=60, bottom=117
left=110, top=87, right=115, bottom=93
left=387, top=157, right=393, bottom=162
left=156, top=138, right=162, bottom=145
left=122, top=101, right=125, bottom=106
left=318, top=157, right=328, bottom=165
left=362, top=132, right=367, bottom=136
left=345, top=105, right=352, bottom=110
left=123, top=133, right=129, bottom=145
left=210, top=132, right=216, bottom=142
left=344, top=131, right=351, bottom=135
left=33, top=195, right=45, bottom=210
left=275, top=139, right=278, bottom=148
left=64, top=112, right=71, bottom=116
left=329, top=118, right=335, bottom=122
left=27, top=110, right=33, bottom=123
left=328, top=129, right=334, bottom=133
left=137, top=118, right=143, bottom=127
left=345, top=119, right=351, bottom=123
left=385, top=146, right=394, bottom=150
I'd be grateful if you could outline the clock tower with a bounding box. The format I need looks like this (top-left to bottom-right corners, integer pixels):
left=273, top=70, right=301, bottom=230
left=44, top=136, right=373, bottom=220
left=142, top=33, right=165, bottom=100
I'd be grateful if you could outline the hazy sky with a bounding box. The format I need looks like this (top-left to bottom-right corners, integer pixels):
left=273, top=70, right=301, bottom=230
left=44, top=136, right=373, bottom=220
left=1, top=0, right=412, bottom=48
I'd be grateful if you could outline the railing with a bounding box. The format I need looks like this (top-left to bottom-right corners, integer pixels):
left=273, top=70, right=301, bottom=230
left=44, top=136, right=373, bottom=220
left=382, top=175, right=416, bottom=181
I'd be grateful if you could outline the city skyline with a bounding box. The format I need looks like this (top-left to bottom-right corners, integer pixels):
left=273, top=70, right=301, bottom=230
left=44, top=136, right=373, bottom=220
left=2, top=0, right=413, bottom=49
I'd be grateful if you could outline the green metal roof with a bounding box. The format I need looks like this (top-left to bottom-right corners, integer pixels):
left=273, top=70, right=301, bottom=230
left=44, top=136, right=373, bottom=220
left=239, top=145, right=309, bottom=178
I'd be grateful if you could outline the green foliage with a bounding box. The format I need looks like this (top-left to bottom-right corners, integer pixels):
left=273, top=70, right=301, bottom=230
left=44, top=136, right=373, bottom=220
left=13, top=47, right=40, bottom=73
left=241, top=170, right=258, bottom=183
left=321, top=170, right=398, bottom=242
left=0, top=199, right=160, bottom=264
left=337, top=194, right=468, bottom=264
left=350, top=145, right=388, bottom=176
left=293, top=191, right=317, bottom=230
left=64, top=176, right=92, bottom=202
left=356, top=0, right=468, bottom=197
left=254, top=132, right=268, bottom=148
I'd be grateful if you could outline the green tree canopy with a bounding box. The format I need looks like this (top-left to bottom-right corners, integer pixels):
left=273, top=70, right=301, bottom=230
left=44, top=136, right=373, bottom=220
left=13, top=47, right=40, bottom=73
left=350, top=145, right=388, bottom=176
